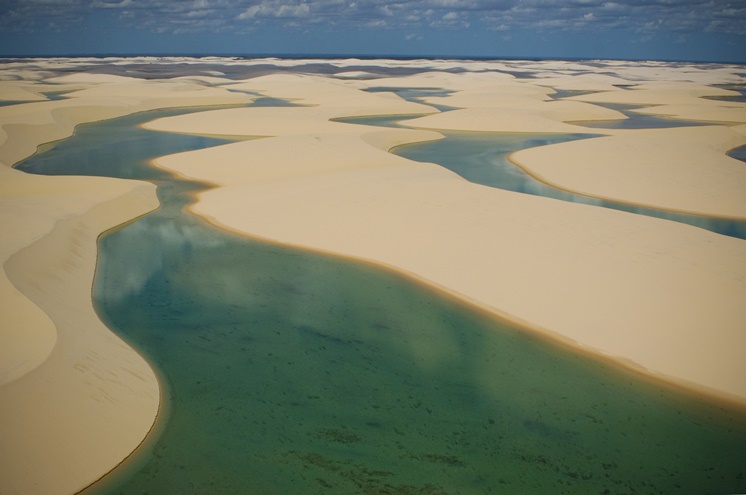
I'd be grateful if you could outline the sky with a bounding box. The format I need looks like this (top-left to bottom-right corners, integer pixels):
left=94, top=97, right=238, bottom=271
left=0, top=0, right=745, bottom=62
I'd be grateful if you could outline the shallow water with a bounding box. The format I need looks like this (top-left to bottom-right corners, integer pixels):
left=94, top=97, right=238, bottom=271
left=572, top=102, right=708, bottom=130
left=730, top=144, right=746, bottom=163
left=16, top=106, right=746, bottom=494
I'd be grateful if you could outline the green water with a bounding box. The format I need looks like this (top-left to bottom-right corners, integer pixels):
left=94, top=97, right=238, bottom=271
left=16, top=107, right=746, bottom=494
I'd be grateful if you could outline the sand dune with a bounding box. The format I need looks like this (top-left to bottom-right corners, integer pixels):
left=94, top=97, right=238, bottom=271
left=511, top=125, right=746, bottom=218
left=2, top=59, right=745, bottom=495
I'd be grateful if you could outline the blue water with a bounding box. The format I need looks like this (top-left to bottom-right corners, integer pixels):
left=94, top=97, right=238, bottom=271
left=15, top=104, right=746, bottom=494
left=570, top=102, right=709, bottom=129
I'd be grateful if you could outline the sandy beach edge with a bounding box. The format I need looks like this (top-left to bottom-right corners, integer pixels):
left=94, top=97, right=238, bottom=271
left=505, top=149, right=746, bottom=221
left=1, top=179, right=161, bottom=495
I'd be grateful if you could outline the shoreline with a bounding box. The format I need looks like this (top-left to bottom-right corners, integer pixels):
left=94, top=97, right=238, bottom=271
left=506, top=150, right=746, bottom=222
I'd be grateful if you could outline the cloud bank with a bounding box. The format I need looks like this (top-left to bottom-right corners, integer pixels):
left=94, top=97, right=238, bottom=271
left=2, top=0, right=745, bottom=36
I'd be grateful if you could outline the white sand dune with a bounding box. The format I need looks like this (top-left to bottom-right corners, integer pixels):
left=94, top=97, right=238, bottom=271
left=0, top=168, right=160, bottom=495
left=0, top=82, right=49, bottom=102
left=361, top=75, right=629, bottom=132
left=2, top=59, right=745, bottom=495
left=631, top=102, right=746, bottom=124
left=511, top=125, right=746, bottom=218
left=567, top=81, right=742, bottom=105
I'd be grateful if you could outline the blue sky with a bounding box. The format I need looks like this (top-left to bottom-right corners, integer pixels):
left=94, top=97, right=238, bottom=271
left=1, top=0, right=745, bottom=62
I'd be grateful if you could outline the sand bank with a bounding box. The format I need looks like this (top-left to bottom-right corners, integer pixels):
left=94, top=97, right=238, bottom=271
left=0, top=82, right=49, bottom=102
left=0, top=72, right=252, bottom=495
left=0, top=169, right=160, bottom=495
left=222, top=72, right=440, bottom=113
left=568, top=81, right=742, bottom=105
left=146, top=71, right=746, bottom=408
left=511, top=125, right=746, bottom=218
left=350, top=73, right=628, bottom=133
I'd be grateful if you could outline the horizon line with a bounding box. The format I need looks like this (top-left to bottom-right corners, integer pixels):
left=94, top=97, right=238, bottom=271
left=1, top=53, right=745, bottom=66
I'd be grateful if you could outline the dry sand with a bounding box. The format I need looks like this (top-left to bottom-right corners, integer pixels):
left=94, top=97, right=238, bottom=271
left=0, top=70, right=251, bottom=495
left=511, top=125, right=746, bottom=218
left=2, top=59, right=746, bottom=495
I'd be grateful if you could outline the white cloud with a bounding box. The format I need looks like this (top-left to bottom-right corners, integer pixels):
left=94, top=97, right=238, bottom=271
left=366, top=19, right=386, bottom=27
left=239, top=2, right=311, bottom=20
left=0, top=0, right=744, bottom=37
left=92, top=0, right=133, bottom=7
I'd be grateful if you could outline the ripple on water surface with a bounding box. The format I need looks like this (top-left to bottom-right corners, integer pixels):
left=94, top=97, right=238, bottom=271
left=16, top=107, right=746, bottom=494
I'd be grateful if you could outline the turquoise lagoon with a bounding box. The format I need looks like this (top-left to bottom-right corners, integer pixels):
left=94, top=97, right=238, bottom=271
left=16, top=105, right=746, bottom=494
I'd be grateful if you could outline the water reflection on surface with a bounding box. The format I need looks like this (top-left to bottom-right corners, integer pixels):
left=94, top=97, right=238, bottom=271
left=16, top=104, right=746, bottom=494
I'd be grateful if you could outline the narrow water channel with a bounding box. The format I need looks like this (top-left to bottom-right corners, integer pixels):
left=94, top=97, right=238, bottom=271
left=15, top=105, right=746, bottom=494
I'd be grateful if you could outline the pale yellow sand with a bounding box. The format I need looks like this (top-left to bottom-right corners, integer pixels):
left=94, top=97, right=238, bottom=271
left=0, top=168, right=160, bottom=495
left=0, top=82, right=49, bottom=102
left=146, top=71, right=746, bottom=409
left=511, top=125, right=746, bottom=218
left=222, top=73, right=439, bottom=113
left=631, top=102, right=746, bottom=124
left=568, top=81, right=742, bottom=105
left=0, top=71, right=252, bottom=495
left=347, top=74, right=629, bottom=133
left=528, top=74, right=633, bottom=92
